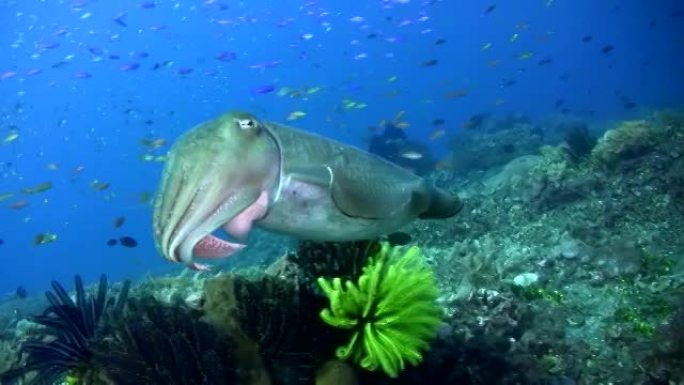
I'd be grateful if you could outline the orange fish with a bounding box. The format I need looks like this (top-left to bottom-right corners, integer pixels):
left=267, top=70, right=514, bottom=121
left=10, top=199, right=30, bottom=210
left=444, top=90, right=468, bottom=99
left=434, top=157, right=452, bottom=170
left=429, top=128, right=445, bottom=140
left=90, top=180, right=111, bottom=192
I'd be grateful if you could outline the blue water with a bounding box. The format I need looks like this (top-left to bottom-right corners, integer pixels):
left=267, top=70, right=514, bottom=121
left=0, top=0, right=682, bottom=295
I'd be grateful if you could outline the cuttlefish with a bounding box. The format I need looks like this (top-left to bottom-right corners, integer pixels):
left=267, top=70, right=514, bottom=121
left=152, top=111, right=463, bottom=270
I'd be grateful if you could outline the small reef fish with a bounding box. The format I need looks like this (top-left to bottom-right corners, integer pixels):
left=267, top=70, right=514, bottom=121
left=429, top=128, right=445, bottom=140
left=73, top=72, right=92, bottom=79
left=33, top=233, right=58, bottom=245
left=72, top=165, right=85, bottom=177
left=341, top=99, right=368, bottom=110
left=484, top=4, right=496, bottom=14
left=216, top=51, right=237, bottom=62
left=21, top=182, right=53, bottom=194
left=400, top=151, right=423, bottom=160
left=140, top=137, right=167, bottom=149
left=420, top=59, right=439, bottom=67
left=119, top=236, right=139, bottom=248
left=141, top=154, right=166, bottom=162
left=113, top=216, right=126, bottom=228
left=3, top=132, right=19, bottom=144
left=601, top=45, right=614, bottom=54
left=90, top=180, right=111, bottom=192
left=9, top=199, right=30, bottom=210
left=444, top=90, right=469, bottom=99
left=253, top=85, right=276, bottom=94
left=119, top=63, right=140, bottom=71
left=139, top=191, right=150, bottom=204
left=287, top=111, right=307, bottom=121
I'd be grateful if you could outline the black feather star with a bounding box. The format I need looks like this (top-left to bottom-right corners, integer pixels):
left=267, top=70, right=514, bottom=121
left=92, top=297, right=241, bottom=385
left=0, top=274, right=130, bottom=385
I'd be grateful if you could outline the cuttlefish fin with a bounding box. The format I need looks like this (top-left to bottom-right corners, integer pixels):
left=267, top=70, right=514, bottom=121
left=418, top=187, right=464, bottom=219
left=326, top=151, right=428, bottom=219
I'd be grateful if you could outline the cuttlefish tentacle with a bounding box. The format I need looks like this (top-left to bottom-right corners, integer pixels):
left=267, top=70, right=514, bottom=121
left=175, top=187, right=260, bottom=265
left=189, top=190, right=269, bottom=270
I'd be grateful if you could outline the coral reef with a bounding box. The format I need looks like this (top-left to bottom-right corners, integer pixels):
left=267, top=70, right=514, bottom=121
left=404, top=109, right=684, bottom=383
left=1, top=109, right=684, bottom=385
left=446, top=118, right=544, bottom=175
left=591, top=119, right=672, bottom=167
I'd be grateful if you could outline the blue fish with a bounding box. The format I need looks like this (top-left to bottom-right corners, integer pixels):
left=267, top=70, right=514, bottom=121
left=252, top=85, right=276, bottom=94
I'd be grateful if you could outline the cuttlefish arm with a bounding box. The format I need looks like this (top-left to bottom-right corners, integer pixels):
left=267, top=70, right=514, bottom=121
left=153, top=112, right=280, bottom=269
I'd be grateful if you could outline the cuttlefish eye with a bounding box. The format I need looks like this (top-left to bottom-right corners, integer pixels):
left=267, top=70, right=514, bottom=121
left=237, top=118, right=255, bottom=130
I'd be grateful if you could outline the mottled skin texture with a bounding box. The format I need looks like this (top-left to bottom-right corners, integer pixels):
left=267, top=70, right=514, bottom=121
left=153, top=111, right=462, bottom=269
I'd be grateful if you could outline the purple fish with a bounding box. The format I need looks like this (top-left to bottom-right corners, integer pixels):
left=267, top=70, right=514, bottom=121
left=73, top=71, right=92, bottom=79
left=140, top=1, right=156, bottom=8
left=71, top=0, right=90, bottom=10
left=109, top=54, right=121, bottom=60
left=216, top=51, right=237, bottom=62
left=133, top=51, right=149, bottom=58
left=248, top=60, right=281, bottom=70
left=119, top=63, right=140, bottom=71
left=38, top=41, right=60, bottom=50
left=275, top=17, right=295, bottom=27
left=26, top=68, right=42, bottom=76
left=384, top=36, right=406, bottom=44
left=177, top=67, right=193, bottom=75
left=0, top=71, right=17, bottom=80
left=252, top=85, right=276, bottom=94
left=88, top=46, right=104, bottom=56
left=113, top=12, right=127, bottom=27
